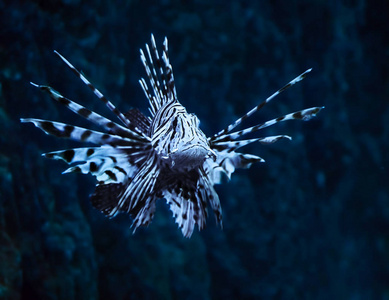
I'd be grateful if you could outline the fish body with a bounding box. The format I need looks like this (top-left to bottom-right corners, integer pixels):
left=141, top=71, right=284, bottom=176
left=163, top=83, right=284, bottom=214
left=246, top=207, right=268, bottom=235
left=21, top=35, right=323, bottom=237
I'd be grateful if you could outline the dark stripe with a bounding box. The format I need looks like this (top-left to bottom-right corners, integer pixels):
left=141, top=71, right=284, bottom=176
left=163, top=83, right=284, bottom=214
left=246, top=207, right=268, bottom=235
left=278, top=83, right=291, bottom=93
left=114, top=166, right=127, bottom=175
left=87, top=148, right=95, bottom=156
left=87, top=83, right=95, bottom=91
left=112, top=108, right=120, bottom=115
left=78, top=108, right=92, bottom=118
left=81, top=130, right=92, bottom=141
left=72, top=166, right=81, bottom=173
left=172, top=116, right=178, bottom=133
left=179, top=118, right=185, bottom=140
left=256, top=101, right=267, bottom=111
left=62, top=149, right=75, bottom=162
left=292, top=111, right=303, bottom=119
left=64, top=125, right=74, bottom=138
left=89, top=162, right=98, bottom=172
left=40, top=122, right=64, bottom=137
left=105, top=170, right=117, bottom=181
left=69, top=65, right=80, bottom=77
left=58, top=96, right=71, bottom=106
left=240, top=114, right=249, bottom=122
left=171, top=197, right=181, bottom=208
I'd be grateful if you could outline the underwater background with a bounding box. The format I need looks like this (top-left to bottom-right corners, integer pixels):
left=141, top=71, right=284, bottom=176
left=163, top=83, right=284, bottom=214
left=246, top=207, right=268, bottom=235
left=0, top=0, right=388, bottom=299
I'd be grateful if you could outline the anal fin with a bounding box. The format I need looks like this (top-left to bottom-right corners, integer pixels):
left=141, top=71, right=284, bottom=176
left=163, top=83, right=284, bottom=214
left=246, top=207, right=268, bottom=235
left=90, top=183, right=124, bottom=217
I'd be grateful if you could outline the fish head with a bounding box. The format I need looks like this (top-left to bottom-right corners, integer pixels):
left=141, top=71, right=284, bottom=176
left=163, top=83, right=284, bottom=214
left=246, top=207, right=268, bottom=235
left=155, top=110, right=212, bottom=171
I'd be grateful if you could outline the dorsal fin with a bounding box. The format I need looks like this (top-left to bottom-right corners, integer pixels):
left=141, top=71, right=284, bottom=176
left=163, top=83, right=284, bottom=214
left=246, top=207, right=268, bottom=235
left=124, top=108, right=151, bottom=135
left=139, top=35, right=177, bottom=117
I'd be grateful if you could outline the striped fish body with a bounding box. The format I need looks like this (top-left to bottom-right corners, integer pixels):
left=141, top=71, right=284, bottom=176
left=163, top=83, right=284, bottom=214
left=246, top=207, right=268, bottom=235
left=21, top=35, right=323, bottom=238
left=150, top=101, right=211, bottom=171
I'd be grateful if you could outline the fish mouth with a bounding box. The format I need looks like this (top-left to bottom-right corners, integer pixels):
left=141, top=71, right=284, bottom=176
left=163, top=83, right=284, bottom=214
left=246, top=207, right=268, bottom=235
left=161, top=143, right=212, bottom=170
left=180, top=144, right=217, bottom=162
left=179, top=143, right=210, bottom=153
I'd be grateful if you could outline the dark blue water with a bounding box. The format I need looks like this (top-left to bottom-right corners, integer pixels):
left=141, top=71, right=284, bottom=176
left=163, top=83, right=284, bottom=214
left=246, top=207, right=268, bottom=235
left=1, top=0, right=388, bottom=299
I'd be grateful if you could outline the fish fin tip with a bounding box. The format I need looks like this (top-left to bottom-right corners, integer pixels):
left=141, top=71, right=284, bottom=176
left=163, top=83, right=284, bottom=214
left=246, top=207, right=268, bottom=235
left=30, top=82, right=40, bottom=88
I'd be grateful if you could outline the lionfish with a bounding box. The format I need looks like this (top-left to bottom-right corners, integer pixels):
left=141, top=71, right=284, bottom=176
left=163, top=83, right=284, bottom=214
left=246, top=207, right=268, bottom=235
left=21, top=35, right=323, bottom=237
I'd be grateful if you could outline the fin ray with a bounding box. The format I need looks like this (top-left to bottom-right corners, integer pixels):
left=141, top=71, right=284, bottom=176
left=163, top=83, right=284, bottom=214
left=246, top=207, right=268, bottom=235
left=211, top=69, right=313, bottom=139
